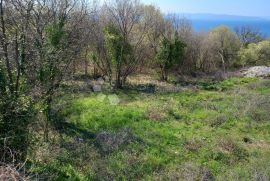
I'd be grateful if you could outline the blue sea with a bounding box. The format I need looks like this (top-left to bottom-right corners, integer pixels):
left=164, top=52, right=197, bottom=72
left=190, top=19, right=270, bottom=37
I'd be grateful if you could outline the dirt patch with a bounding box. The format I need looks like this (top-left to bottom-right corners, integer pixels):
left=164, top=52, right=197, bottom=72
left=95, top=128, right=135, bottom=154
left=246, top=140, right=270, bottom=149
left=145, top=108, right=167, bottom=122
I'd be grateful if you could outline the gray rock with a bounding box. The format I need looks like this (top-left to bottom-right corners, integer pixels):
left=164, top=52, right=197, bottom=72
left=92, top=84, right=102, bottom=92
left=97, top=77, right=105, bottom=85
left=242, top=66, right=270, bottom=78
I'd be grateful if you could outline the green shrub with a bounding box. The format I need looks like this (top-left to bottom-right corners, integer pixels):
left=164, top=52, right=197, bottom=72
left=0, top=95, right=34, bottom=161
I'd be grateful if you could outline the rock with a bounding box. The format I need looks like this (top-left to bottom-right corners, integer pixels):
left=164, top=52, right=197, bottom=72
left=135, top=84, right=156, bottom=93
left=103, top=76, right=110, bottom=82
left=77, top=84, right=92, bottom=93
left=97, top=77, right=105, bottom=85
left=242, top=66, right=270, bottom=78
left=92, top=84, right=102, bottom=92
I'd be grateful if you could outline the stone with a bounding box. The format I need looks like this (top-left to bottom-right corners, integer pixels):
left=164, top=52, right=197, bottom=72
left=92, top=84, right=102, bottom=92
left=242, top=66, right=270, bottom=78
left=97, top=77, right=105, bottom=85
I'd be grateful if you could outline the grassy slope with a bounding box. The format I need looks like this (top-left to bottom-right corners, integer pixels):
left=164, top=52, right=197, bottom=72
left=32, top=77, right=270, bottom=180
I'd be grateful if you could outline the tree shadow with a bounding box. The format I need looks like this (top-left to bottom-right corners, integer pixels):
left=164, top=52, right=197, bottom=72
left=51, top=113, right=96, bottom=140
left=123, top=83, right=156, bottom=93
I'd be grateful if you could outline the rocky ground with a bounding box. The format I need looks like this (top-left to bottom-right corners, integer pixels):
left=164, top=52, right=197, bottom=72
left=240, top=66, right=270, bottom=78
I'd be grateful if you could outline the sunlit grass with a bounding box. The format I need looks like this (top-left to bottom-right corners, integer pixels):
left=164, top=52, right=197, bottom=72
left=36, top=77, right=270, bottom=180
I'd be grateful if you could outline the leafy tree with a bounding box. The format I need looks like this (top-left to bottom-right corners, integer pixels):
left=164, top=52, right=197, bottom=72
left=0, top=0, right=34, bottom=160
left=104, top=25, right=133, bottom=88
left=206, top=26, right=241, bottom=72
left=0, top=63, right=6, bottom=95
left=176, top=18, right=202, bottom=73
left=144, top=5, right=167, bottom=65
left=92, top=0, right=156, bottom=88
left=156, top=34, right=186, bottom=81
left=237, top=40, right=270, bottom=66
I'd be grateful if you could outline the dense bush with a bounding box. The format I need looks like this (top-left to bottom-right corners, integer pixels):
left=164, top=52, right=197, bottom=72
left=0, top=95, right=34, bottom=161
left=237, top=40, right=270, bottom=66
left=156, top=34, right=186, bottom=81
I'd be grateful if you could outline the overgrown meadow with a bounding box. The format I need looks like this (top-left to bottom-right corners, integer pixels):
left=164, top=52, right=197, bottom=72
left=29, top=77, right=270, bottom=180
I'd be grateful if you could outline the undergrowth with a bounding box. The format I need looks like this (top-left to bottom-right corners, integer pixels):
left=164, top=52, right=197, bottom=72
left=28, top=78, right=270, bottom=180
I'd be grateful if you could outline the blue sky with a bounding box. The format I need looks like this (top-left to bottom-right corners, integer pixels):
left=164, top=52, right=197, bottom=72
left=141, top=0, right=270, bottom=17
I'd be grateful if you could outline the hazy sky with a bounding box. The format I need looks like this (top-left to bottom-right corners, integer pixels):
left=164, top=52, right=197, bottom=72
left=141, top=0, right=270, bottom=17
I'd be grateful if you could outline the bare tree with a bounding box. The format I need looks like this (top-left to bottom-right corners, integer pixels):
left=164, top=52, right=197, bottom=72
left=176, top=17, right=200, bottom=74
left=206, top=26, right=241, bottom=72
left=144, top=5, right=167, bottom=67
left=95, top=0, right=154, bottom=88
left=235, top=26, right=264, bottom=47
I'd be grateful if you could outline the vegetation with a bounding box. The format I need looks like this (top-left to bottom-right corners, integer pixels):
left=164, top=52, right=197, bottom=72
left=237, top=40, right=270, bottom=66
left=29, top=77, right=270, bottom=180
left=0, top=0, right=269, bottom=180
left=156, top=34, right=186, bottom=81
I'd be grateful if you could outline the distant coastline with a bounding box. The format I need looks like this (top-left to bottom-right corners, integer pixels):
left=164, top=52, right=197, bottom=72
left=173, top=13, right=270, bottom=36
left=191, top=19, right=270, bottom=36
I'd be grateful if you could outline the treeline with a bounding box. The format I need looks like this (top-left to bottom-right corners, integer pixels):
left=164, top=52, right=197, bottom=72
left=0, top=0, right=269, bottom=162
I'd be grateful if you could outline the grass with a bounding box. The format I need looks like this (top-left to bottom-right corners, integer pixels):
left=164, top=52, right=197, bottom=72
left=30, top=77, right=270, bottom=180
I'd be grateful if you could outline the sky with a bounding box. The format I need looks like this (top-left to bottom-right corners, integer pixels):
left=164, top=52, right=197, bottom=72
left=141, top=0, right=270, bottom=17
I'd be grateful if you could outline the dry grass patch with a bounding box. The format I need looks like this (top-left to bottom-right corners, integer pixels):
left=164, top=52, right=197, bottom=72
left=145, top=107, right=167, bottom=122
left=0, top=163, right=27, bottom=181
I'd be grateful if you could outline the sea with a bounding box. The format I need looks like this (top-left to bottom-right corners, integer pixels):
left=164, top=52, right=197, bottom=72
left=191, top=19, right=270, bottom=37
left=170, top=13, right=270, bottom=37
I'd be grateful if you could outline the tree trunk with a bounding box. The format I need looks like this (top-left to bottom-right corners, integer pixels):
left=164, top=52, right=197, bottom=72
left=115, top=72, right=122, bottom=89
left=84, top=59, right=88, bottom=76
left=72, top=60, right=76, bottom=77
left=0, top=0, right=14, bottom=94
left=44, top=96, right=52, bottom=142
left=115, top=60, right=123, bottom=89
left=218, top=51, right=226, bottom=73
left=15, top=30, right=21, bottom=97
left=160, top=65, right=168, bottom=81
left=84, top=50, right=88, bottom=76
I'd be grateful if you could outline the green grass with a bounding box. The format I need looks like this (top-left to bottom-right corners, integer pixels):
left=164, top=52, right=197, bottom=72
left=32, top=78, right=270, bottom=180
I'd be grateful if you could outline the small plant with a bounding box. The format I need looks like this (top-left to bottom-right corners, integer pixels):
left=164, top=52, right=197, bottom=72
left=248, top=96, right=270, bottom=122
left=232, top=145, right=249, bottom=161
left=184, top=139, right=202, bottom=152
left=95, top=128, right=135, bottom=154
left=168, top=107, right=182, bottom=120
left=145, top=107, right=167, bottom=122
left=209, top=114, right=228, bottom=127
left=218, top=138, right=249, bottom=162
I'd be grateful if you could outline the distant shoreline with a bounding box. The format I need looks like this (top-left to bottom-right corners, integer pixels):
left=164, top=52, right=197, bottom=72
left=167, top=13, right=270, bottom=36
left=190, top=19, right=270, bottom=36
